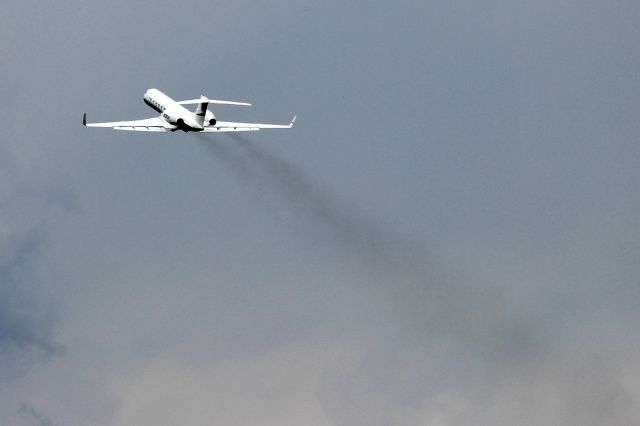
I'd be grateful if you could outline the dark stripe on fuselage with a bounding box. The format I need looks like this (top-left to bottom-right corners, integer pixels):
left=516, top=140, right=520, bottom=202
left=145, top=98, right=163, bottom=113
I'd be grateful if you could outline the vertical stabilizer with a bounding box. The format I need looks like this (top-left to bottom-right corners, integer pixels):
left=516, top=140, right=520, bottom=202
left=194, top=96, right=209, bottom=127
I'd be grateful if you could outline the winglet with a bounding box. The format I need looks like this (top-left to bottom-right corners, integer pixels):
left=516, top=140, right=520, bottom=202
left=83, top=113, right=86, bottom=126
left=290, top=115, right=297, bottom=127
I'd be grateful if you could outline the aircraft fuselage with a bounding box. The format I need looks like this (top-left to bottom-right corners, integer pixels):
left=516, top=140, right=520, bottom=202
left=143, top=88, right=204, bottom=131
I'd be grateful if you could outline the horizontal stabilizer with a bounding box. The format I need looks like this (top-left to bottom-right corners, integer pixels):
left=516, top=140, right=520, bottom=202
left=177, top=97, right=252, bottom=106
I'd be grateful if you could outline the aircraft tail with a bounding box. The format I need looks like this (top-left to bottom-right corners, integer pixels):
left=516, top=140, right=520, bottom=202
left=194, top=96, right=209, bottom=127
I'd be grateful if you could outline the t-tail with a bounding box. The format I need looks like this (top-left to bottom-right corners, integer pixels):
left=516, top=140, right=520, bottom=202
left=194, top=96, right=209, bottom=127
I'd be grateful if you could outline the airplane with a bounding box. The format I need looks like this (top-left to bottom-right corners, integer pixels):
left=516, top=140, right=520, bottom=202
left=83, top=88, right=296, bottom=133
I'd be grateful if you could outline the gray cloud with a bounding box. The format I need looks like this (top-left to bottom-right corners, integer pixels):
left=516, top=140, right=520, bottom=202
left=0, top=141, right=76, bottom=383
left=17, top=404, right=54, bottom=426
left=0, top=206, right=66, bottom=383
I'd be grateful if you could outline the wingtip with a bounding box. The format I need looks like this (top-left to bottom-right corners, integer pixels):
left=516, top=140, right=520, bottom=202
left=83, top=113, right=86, bottom=126
left=291, top=115, right=297, bottom=126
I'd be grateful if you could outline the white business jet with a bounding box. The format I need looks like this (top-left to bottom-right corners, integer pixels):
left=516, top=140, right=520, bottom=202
left=84, top=88, right=296, bottom=132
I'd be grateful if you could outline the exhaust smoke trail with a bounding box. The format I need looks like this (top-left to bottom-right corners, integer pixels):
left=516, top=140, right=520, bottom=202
left=197, top=132, right=428, bottom=274
left=194, top=133, right=499, bottom=426
left=194, top=134, right=589, bottom=426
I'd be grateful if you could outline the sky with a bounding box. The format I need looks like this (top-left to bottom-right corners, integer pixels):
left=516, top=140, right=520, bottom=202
left=1, top=1, right=640, bottom=425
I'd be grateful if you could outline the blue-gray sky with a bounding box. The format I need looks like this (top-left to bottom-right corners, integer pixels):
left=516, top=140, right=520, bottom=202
left=1, top=1, right=640, bottom=425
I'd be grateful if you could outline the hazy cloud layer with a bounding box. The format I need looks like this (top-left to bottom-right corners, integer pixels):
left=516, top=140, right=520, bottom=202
left=0, top=228, right=57, bottom=382
left=17, top=404, right=54, bottom=426
left=0, top=179, right=72, bottom=383
left=0, top=0, right=639, bottom=425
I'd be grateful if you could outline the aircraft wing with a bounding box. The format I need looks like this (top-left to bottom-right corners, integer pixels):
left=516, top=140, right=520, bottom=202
left=83, top=114, right=175, bottom=132
left=201, top=116, right=296, bottom=132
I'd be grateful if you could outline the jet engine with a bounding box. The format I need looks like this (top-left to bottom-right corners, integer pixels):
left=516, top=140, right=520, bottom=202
left=162, top=110, right=185, bottom=127
left=205, top=110, right=217, bottom=126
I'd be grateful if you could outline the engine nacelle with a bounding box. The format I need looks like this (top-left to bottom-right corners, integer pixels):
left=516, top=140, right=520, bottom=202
left=162, top=109, right=184, bottom=126
left=205, top=110, right=217, bottom=126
